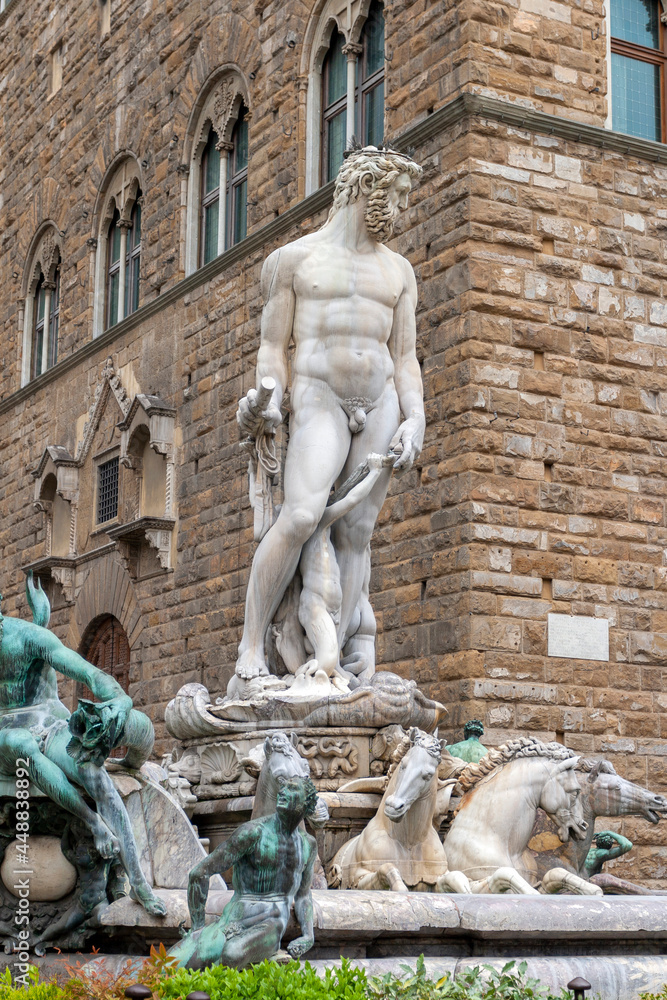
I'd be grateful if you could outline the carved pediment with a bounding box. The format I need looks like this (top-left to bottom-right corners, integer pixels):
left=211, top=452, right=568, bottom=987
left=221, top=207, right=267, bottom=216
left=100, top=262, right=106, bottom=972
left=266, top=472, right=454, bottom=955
left=76, top=357, right=132, bottom=465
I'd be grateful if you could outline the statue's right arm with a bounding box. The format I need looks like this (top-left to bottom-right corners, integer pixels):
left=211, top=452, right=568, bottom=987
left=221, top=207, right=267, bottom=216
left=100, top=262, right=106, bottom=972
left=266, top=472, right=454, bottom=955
left=187, top=825, right=259, bottom=931
left=256, top=248, right=297, bottom=413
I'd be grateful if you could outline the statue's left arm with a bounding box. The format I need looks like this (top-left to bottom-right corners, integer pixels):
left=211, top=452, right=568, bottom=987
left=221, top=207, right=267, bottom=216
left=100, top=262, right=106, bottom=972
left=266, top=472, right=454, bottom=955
left=188, top=824, right=261, bottom=931
left=388, top=258, right=425, bottom=474
left=287, top=833, right=316, bottom=958
left=36, top=629, right=132, bottom=725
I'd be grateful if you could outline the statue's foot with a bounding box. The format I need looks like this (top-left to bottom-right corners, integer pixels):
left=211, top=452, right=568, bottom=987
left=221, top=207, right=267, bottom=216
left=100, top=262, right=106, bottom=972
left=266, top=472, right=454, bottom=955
left=92, top=819, right=120, bottom=860
left=236, top=650, right=270, bottom=681
left=132, top=882, right=167, bottom=916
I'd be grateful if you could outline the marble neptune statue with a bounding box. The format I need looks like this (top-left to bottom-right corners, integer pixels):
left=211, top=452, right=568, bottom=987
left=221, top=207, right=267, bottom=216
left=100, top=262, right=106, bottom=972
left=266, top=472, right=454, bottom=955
left=233, top=145, right=424, bottom=695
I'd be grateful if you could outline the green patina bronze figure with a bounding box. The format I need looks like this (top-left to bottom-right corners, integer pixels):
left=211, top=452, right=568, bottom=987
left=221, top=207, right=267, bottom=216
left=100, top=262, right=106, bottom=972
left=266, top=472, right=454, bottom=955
left=0, top=572, right=166, bottom=916
left=171, top=776, right=318, bottom=969
left=585, top=830, right=633, bottom=877
left=447, top=720, right=489, bottom=764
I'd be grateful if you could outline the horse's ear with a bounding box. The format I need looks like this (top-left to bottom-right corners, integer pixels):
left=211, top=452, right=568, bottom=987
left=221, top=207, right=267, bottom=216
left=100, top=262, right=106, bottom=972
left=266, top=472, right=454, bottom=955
left=554, top=756, right=579, bottom=774
left=409, top=727, right=418, bottom=743
left=439, top=739, right=448, bottom=755
left=290, top=732, right=299, bottom=749
left=264, top=736, right=273, bottom=757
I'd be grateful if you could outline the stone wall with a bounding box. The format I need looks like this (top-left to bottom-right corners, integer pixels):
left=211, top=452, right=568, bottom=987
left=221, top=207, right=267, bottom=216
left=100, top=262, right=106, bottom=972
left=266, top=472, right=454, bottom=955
left=2, top=0, right=667, bottom=886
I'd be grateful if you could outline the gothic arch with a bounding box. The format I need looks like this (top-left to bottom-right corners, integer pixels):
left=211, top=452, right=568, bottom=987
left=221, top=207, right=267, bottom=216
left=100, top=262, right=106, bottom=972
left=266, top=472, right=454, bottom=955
left=66, top=553, right=143, bottom=653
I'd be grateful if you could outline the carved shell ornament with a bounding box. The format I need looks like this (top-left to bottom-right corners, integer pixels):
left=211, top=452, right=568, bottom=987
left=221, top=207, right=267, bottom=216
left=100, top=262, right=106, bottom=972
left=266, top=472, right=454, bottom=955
left=199, top=743, right=243, bottom=785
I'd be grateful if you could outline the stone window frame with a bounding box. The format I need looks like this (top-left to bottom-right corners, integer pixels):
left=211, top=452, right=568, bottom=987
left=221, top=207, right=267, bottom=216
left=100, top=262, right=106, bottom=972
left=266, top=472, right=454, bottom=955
left=301, top=0, right=385, bottom=196
left=607, top=0, right=667, bottom=140
left=91, top=156, right=143, bottom=339
left=182, top=69, right=250, bottom=277
left=20, top=225, right=63, bottom=387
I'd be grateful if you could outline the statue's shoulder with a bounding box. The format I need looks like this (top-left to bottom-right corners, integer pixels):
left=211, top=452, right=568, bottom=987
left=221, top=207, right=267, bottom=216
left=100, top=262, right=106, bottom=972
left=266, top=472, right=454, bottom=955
left=261, top=236, right=316, bottom=289
left=377, top=243, right=416, bottom=280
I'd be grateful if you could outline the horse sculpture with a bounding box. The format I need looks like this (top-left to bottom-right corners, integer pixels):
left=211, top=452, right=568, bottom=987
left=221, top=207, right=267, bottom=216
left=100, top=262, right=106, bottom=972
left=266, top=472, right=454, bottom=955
left=329, top=728, right=471, bottom=892
left=444, top=737, right=600, bottom=895
left=527, top=758, right=667, bottom=893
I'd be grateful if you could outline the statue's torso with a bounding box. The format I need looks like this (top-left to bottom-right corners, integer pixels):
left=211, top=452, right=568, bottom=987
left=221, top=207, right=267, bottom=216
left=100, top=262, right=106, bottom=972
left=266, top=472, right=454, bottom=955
left=233, top=822, right=308, bottom=902
left=291, top=243, right=406, bottom=400
left=0, top=619, right=69, bottom=728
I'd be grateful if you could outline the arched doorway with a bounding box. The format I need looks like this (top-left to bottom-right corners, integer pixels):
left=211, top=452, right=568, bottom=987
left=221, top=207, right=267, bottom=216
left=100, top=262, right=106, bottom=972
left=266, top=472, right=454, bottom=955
left=78, top=615, right=131, bottom=758
left=79, top=614, right=131, bottom=693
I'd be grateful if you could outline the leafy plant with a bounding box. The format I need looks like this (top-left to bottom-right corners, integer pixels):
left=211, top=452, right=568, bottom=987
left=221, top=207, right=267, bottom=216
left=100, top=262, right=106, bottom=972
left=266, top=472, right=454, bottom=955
left=63, top=944, right=179, bottom=1000
left=158, top=956, right=368, bottom=1000
left=367, top=957, right=571, bottom=1000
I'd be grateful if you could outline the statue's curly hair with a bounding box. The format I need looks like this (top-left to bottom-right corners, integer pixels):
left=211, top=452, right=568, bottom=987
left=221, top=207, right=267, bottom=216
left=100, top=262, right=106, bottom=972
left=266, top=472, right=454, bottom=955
left=280, top=776, right=319, bottom=818
left=328, top=145, right=422, bottom=221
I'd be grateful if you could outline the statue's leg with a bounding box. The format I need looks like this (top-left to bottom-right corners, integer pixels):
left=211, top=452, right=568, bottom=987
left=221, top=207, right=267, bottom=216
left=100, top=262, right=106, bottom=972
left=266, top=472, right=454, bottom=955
left=221, top=921, right=283, bottom=968
left=541, top=867, right=603, bottom=896
left=236, top=384, right=350, bottom=682
left=333, top=391, right=398, bottom=671
left=0, top=729, right=118, bottom=859
left=436, top=870, right=472, bottom=894
left=357, top=863, right=408, bottom=892
left=486, top=866, right=540, bottom=894
left=45, top=728, right=167, bottom=916
left=298, top=585, right=339, bottom=676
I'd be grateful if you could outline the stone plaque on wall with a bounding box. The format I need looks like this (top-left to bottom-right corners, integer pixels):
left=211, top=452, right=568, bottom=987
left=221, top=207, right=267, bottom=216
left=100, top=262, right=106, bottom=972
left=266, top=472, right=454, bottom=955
left=547, top=614, right=609, bottom=661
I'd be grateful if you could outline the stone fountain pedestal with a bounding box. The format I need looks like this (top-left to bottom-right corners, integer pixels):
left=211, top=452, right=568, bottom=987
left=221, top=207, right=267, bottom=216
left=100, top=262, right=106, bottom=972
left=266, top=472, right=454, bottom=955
left=19, top=891, right=667, bottom=1000
left=162, top=678, right=444, bottom=864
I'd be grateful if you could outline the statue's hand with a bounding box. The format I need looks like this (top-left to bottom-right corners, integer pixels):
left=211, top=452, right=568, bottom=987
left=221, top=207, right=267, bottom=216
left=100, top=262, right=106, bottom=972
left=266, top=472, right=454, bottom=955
left=286, top=935, right=314, bottom=959
left=236, top=388, right=282, bottom=438
left=389, top=413, right=425, bottom=474
left=98, top=695, right=132, bottom=741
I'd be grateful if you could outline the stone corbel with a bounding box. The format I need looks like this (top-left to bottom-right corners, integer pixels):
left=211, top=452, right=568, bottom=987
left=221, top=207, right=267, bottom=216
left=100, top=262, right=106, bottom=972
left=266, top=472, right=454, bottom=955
left=51, top=565, right=76, bottom=604
left=144, top=526, right=173, bottom=570
left=106, top=516, right=175, bottom=574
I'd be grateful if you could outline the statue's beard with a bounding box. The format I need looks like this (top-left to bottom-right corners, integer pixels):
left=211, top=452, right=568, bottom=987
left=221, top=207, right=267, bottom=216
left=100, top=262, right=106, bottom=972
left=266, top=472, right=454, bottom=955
left=364, top=189, right=399, bottom=242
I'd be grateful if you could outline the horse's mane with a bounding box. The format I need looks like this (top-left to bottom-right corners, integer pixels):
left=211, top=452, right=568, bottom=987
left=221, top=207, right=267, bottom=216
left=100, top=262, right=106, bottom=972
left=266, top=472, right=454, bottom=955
left=456, top=737, right=577, bottom=794
left=387, top=730, right=441, bottom=779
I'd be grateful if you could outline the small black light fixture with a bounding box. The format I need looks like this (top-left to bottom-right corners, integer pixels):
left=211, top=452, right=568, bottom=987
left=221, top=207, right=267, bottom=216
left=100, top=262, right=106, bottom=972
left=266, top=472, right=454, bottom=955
left=124, top=986, right=152, bottom=1000
left=567, top=977, right=592, bottom=1000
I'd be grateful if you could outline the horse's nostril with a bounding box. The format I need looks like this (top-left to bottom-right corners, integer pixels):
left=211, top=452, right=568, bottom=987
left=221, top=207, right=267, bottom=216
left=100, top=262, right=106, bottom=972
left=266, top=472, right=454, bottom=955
left=580, top=820, right=588, bottom=831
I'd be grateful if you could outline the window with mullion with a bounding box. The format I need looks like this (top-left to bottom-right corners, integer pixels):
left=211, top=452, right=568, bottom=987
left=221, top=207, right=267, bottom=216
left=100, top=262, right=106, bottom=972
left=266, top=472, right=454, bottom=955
left=200, top=127, right=221, bottom=266
left=610, top=0, right=666, bottom=141
left=106, top=209, right=122, bottom=329
left=322, top=30, right=348, bottom=183
left=31, top=275, right=46, bottom=381
left=125, top=199, right=141, bottom=317
left=228, top=107, right=248, bottom=247
left=48, top=261, right=60, bottom=370
left=360, top=0, right=385, bottom=147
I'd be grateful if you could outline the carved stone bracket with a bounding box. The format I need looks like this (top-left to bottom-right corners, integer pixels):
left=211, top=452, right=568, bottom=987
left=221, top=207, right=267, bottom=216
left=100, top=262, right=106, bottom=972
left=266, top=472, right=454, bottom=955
left=107, top=516, right=176, bottom=573
left=22, top=556, right=79, bottom=605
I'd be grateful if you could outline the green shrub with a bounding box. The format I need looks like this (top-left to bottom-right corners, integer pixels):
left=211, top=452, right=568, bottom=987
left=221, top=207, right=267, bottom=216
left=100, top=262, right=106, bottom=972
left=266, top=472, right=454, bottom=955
left=0, top=953, right=572, bottom=1000
left=367, top=957, right=571, bottom=1000
left=158, top=956, right=368, bottom=1000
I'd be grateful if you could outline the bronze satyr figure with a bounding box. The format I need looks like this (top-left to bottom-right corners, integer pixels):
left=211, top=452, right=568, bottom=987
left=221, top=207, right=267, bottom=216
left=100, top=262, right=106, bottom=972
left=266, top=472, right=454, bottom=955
left=171, top=777, right=318, bottom=968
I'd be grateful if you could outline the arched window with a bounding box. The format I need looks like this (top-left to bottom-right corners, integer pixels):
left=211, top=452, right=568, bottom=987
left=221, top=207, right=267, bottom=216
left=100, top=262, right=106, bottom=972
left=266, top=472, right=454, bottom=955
left=92, top=157, right=142, bottom=338
left=305, top=0, right=386, bottom=192
left=184, top=74, right=250, bottom=276
left=200, top=128, right=221, bottom=267
left=21, top=230, right=62, bottom=386
left=228, top=105, right=249, bottom=247
left=105, top=193, right=141, bottom=329
left=610, top=0, right=666, bottom=141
